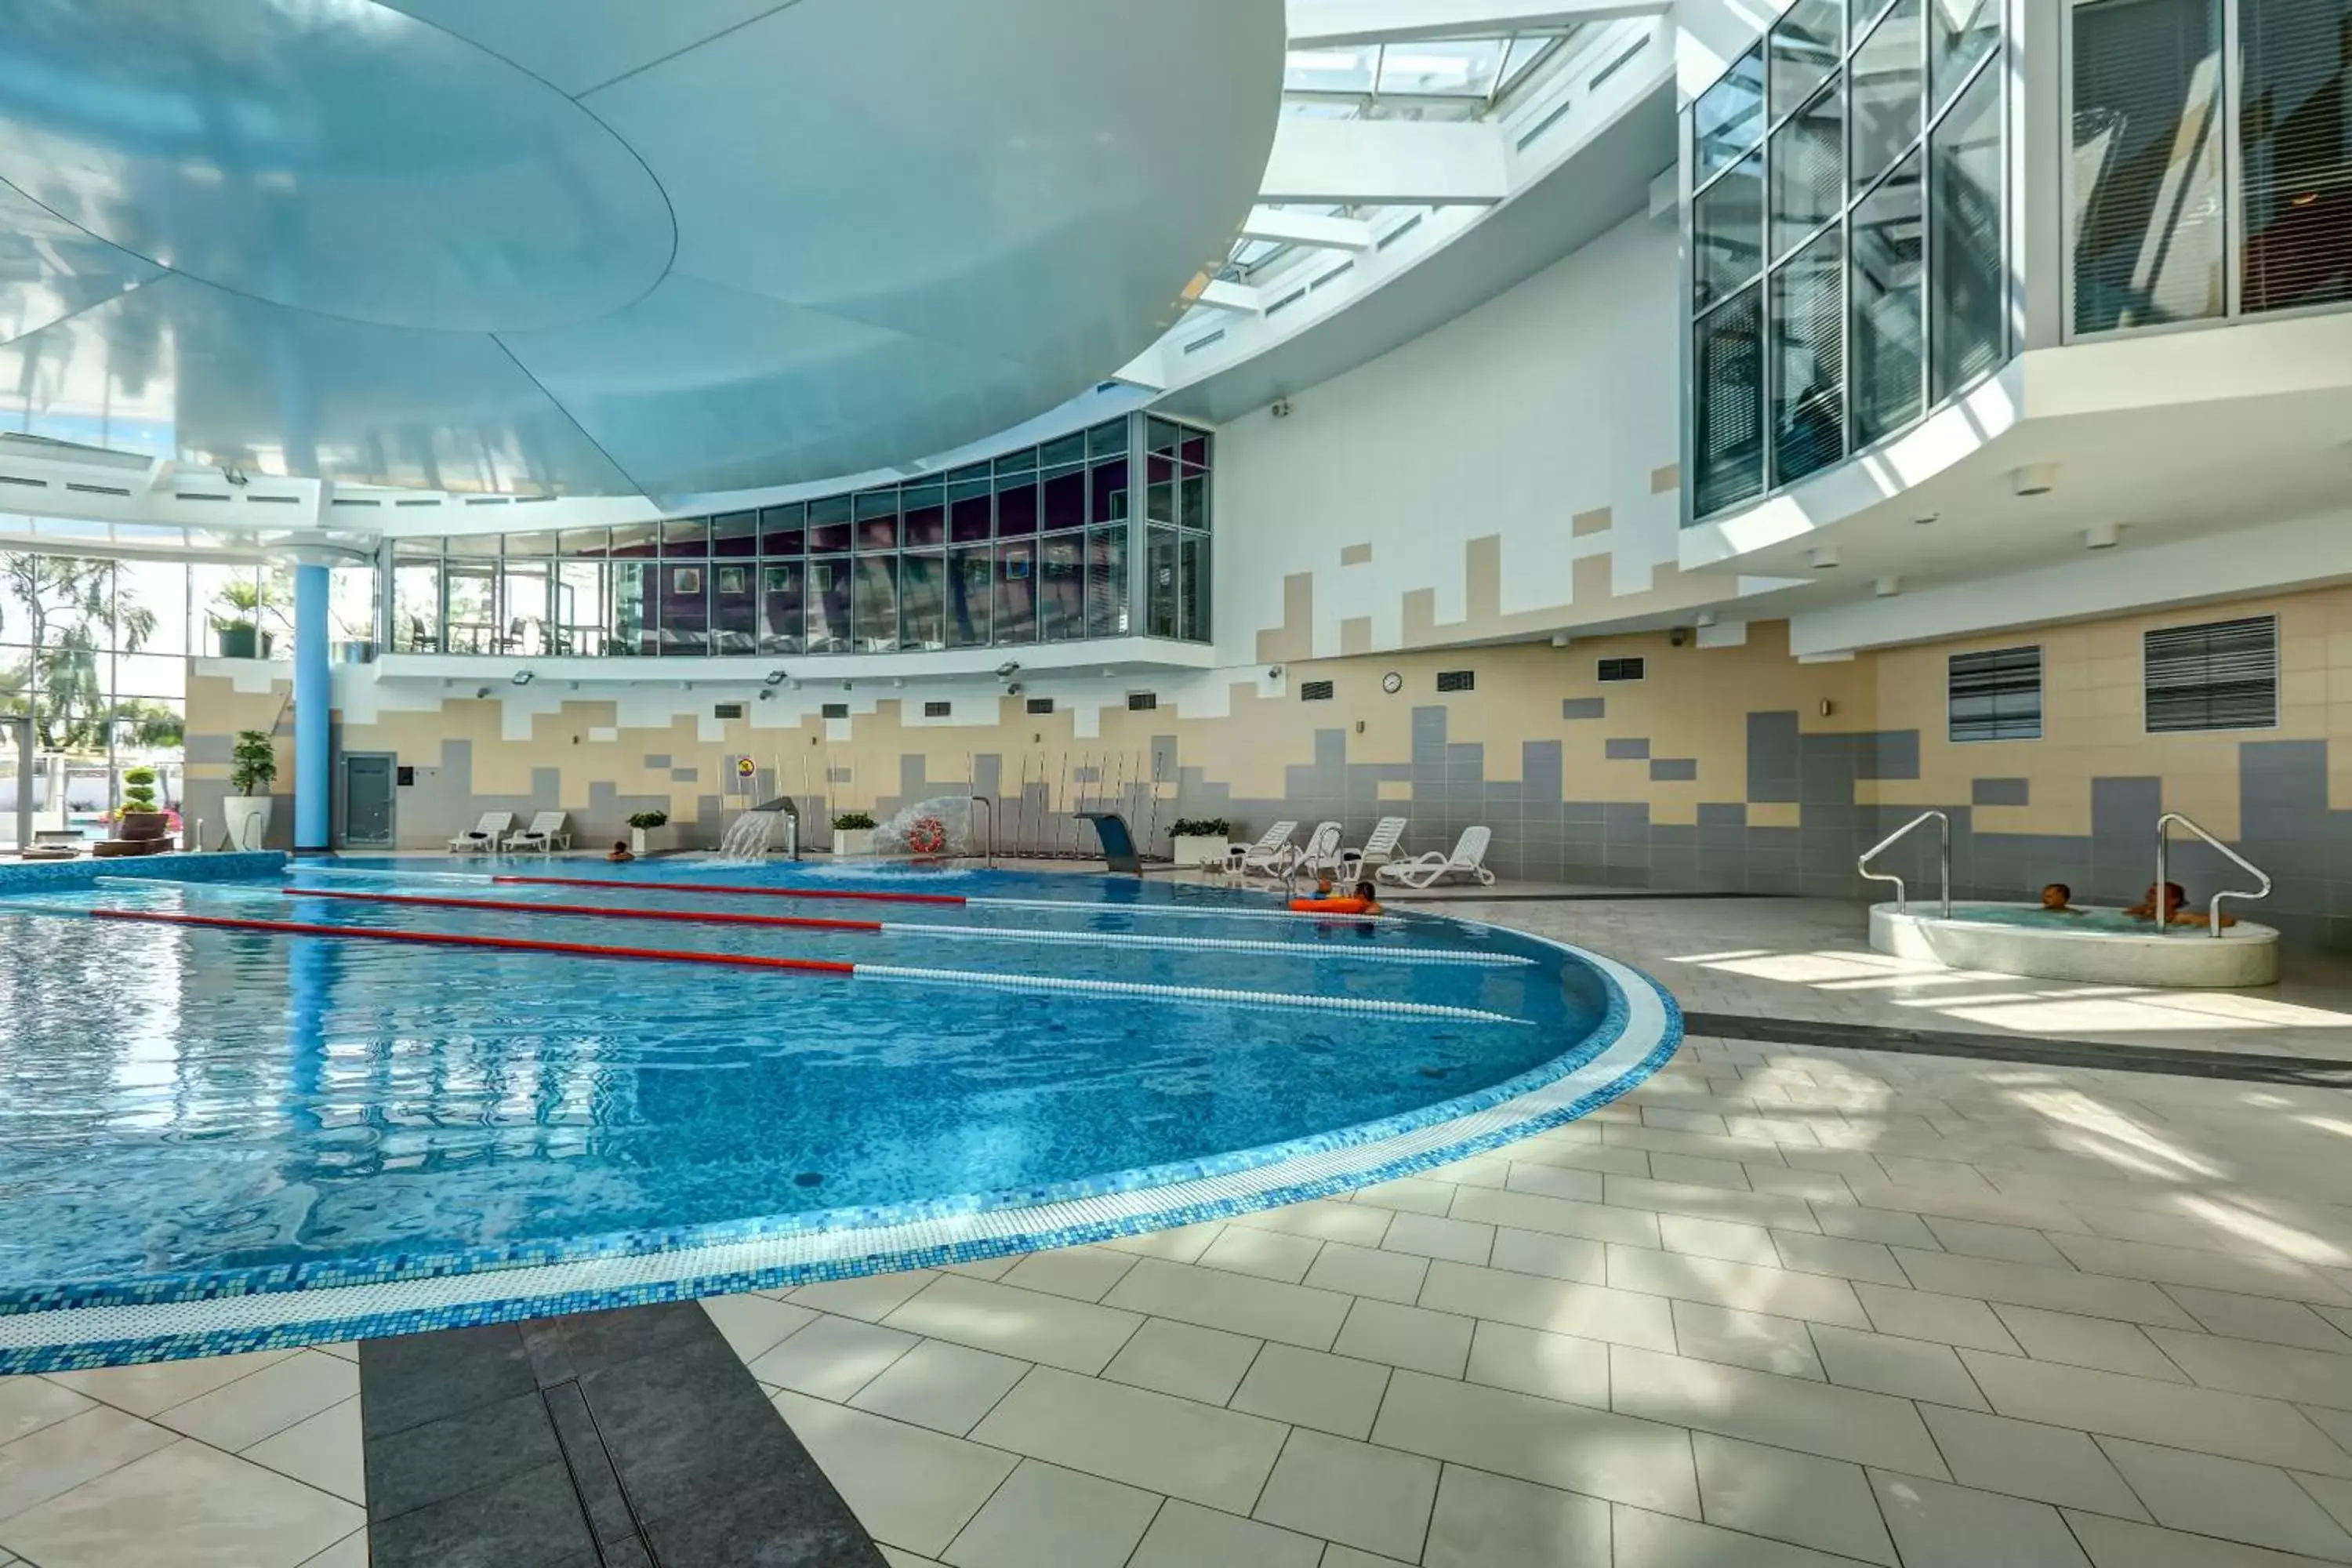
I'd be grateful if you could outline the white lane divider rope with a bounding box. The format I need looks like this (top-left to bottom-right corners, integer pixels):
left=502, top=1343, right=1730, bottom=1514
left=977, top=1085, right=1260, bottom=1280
left=853, top=963, right=1525, bottom=1022
left=971, top=896, right=1406, bottom=924
left=896, top=921, right=1528, bottom=967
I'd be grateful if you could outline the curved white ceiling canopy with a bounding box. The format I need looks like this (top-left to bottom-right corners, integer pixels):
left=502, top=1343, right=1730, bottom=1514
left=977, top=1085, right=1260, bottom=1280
left=0, top=0, right=1283, bottom=499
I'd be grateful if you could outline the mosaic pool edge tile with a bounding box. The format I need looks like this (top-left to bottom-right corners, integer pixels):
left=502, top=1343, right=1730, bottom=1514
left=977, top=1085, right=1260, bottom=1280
left=0, top=930, right=1677, bottom=1370
left=0, top=851, right=288, bottom=895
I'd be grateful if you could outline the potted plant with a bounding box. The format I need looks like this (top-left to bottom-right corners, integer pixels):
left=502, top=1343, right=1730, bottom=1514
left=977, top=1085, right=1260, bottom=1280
left=1169, top=817, right=1233, bottom=869
left=223, top=730, right=276, bottom=849
left=626, top=809, right=670, bottom=855
left=114, top=766, right=172, bottom=849
left=831, top=810, right=877, bottom=858
left=210, top=579, right=278, bottom=659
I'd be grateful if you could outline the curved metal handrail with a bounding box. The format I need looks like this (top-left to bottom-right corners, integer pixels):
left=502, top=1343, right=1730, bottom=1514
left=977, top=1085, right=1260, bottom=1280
left=1857, top=810, right=1950, bottom=916
left=969, top=794, right=997, bottom=868
left=2155, top=812, right=2270, bottom=938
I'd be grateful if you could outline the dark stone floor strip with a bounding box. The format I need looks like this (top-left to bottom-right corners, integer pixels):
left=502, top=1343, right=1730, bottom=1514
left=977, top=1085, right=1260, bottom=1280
left=361, top=1301, right=885, bottom=1568
left=1682, top=1011, right=2352, bottom=1088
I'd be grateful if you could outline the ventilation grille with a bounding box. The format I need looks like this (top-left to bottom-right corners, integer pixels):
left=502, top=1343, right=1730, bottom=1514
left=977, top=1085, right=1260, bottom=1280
left=1301, top=680, right=1335, bottom=702
left=821, top=702, right=850, bottom=720
left=1515, top=96, right=1577, bottom=151
left=394, top=498, right=438, bottom=507
left=465, top=496, right=510, bottom=506
left=1183, top=328, right=1228, bottom=354
left=924, top=700, right=952, bottom=717
left=1127, top=691, right=1158, bottom=711
left=2145, top=615, right=2277, bottom=734
left=0, top=474, right=48, bottom=488
left=1266, top=287, right=1308, bottom=316
left=1590, top=35, right=1651, bottom=92
left=1312, top=260, right=1355, bottom=290
left=1436, top=670, right=1475, bottom=693
left=1377, top=214, right=1425, bottom=249
left=712, top=702, right=746, bottom=720
left=64, top=482, right=130, bottom=497
left=331, top=498, right=381, bottom=507
left=174, top=492, right=230, bottom=502
left=246, top=493, right=299, bottom=504
left=1025, top=697, right=1055, bottom=714
left=1948, top=644, right=2043, bottom=742
left=1598, top=658, right=1646, bottom=683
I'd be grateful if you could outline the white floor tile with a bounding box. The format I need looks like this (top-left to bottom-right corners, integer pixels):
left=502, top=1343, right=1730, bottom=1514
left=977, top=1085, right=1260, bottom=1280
left=2304, top=1475, right=2352, bottom=1539
left=1853, top=1282, right=2026, bottom=1353
left=1447, top=1184, right=1662, bottom=1248
left=1127, top=1497, right=1321, bottom=1568
left=1464, top=1319, right=1610, bottom=1411
left=1606, top=1243, right=1871, bottom=1328
left=239, top=1396, right=361, bottom=1504
left=1102, top=1258, right=1352, bottom=1351
left=0, top=1439, right=359, bottom=1568
left=1603, top=1176, right=1821, bottom=1233
left=1657, top=1214, right=1779, bottom=1268
left=1231, top=1200, right=1394, bottom=1247
left=940, top=1458, right=1158, bottom=1568
left=2095, top=1436, right=2352, bottom=1560
left=1332, top=1298, right=1473, bottom=1378
left=1098, top=1221, right=1225, bottom=1264
left=1893, top=1249, right=2204, bottom=1328
left=1302, top=1241, right=1428, bottom=1305
left=1000, top=1247, right=1140, bottom=1303
left=2049, top=1235, right=2352, bottom=1309
left=150, top=1352, right=357, bottom=1453
left=1100, top=1318, right=1263, bottom=1405
left=1350, top=1178, right=1458, bottom=1216
left=1693, top=1432, right=1896, bottom=1565
left=1669, top=1300, right=1824, bottom=1381
left=0, top=1407, right=179, bottom=1523
left=1870, top=1469, right=2091, bottom=1568
left=1994, top=1304, right=2187, bottom=1381
left=2150, top=1328, right=2352, bottom=1412
left=1320, top=1548, right=1414, bottom=1568
left=1924, top=1216, right=2074, bottom=1267
left=293, top=1530, right=367, bottom=1568
left=1252, top=1428, right=1438, bottom=1561
left=309, top=1343, right=359, bottom=1363
left=885, top=1274, right=1145, bottom=1374
left=1915, top=1403, right=2150, bottom=1519
left=1230, top=1345, right=1389, bottom=1439
left=1417, top=1261, right=1676, bottom=1352
left=941, top=1254, right=1024, bottom=1282
left=1609, top=1343, right=1950, bottom=1478
left=790, top=1269, right=941, bottom=1323
left=2066, top=1506, right=2352, bottom=1567
left=2166, top=1288, right=2352, bottom=1353
left=1958, top=1348, right=2352, bottom=1476
left=971, top=1367, right=1287, bottom=1513
left=773, top=1389, right=1017, bottom=1558
left=45, top=1351, right=292, bottom=1421
left=849, top=1340, right=1030, bottom=1437
left=1422, top=1156, right=1512, bottom=1192
left=1772, top=1230, right=1913, bottom=1287
left=1649, top=1153, right=1754, bottom=1192
left=1610, top=1501, right=1874, bottom=1566
left=1200, top=1225, right=1328, bottom=1285
left=1508, top=1138, right=1650, bottom=1179
left=700, top=1293, right=819, bottom=1363
left=1421, top=1462, right=1609, bottom=1568
left=0, top=1383, right=93, bottom=1450
left=1486, top=1227, right=1606, bottom=1285
left=1369, top=1368, right=1700, bottom=1517
left=1381, top=1210, right=1495, bottom=1267
left=1813, top=1203, right=1940, bottom=1250
left=1809, top=1316, right=1988, bottom=1409
left=1501, top=1162, right=1605, bottom=1203
left=748, top=1312, right=920, bottom=1400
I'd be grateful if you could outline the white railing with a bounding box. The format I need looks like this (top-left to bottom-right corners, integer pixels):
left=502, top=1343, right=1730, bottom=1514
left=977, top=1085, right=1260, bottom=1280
left=2154, top=813, right=2270, bottom=937
left=1857, top=810, right=1951, bottom=916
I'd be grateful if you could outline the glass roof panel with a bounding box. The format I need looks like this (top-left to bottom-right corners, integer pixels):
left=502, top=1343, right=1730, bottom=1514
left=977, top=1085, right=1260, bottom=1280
left=1283, top=47, right=1380, bottom=94
left=1377, top=39, right=1508, bottom=96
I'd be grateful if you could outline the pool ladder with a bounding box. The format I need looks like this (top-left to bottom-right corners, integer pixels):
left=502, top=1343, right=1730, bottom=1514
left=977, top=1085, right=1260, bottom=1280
left=2155, top=812, right=2270, bottom=936
left=1857, top=810, right=1950, bottom=917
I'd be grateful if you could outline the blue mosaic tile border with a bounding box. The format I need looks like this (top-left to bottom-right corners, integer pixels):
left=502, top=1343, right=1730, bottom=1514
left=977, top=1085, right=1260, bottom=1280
left=0, top=926, right=1679, bottom=1370
left=0, top=851, right=288, bottom=895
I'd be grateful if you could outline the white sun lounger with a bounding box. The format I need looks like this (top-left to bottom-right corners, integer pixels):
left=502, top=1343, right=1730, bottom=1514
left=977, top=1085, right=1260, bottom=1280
left=1296, top=822, right=1348, bottom=881
left=1235, top=820, right=1300, bottom=879
left=1347, top=817, right=1409, bottom=876
left=1377, top=825, right=1497, bottom=889
left=505, top=811, right=572, bottom=854
left=447, top=811, right=514, bottom=854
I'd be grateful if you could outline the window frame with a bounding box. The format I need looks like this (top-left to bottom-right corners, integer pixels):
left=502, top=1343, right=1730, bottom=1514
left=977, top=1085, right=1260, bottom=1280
left=1947, top=642, right=2045, bottom=743
left=2142, top=613, right=2279, bottom=735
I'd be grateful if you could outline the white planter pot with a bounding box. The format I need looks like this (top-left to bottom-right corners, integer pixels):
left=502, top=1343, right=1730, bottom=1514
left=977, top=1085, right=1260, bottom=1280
left=628, top=825, right=671, bottom=854
left=1172, top=835, right=1232, bottom=869
left=832, top=827, right=876, bottom=858
left=221, top=796, right=272, bottom=851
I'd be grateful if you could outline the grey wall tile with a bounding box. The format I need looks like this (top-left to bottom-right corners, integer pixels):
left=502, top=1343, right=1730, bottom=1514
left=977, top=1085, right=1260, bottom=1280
left=1561, top=697, right=1606, bottom=720
left=1649, top=758, right=1697, bottom=782
left=1605, top=738, right=1651, bottom=760
left=1971, top=777, right=2030, bottom=806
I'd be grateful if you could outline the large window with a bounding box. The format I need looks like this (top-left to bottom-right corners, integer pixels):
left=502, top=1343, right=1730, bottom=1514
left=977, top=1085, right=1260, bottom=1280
left=376, top=416, right=1213, bottom=659
left=1686, top=0, right=2007, bottom=521
left=1948, top=644, right=2043, bottom=742
left=2145, top=614, right=2278, bottom=732
left=2071, top=0, right=2352, bottom=335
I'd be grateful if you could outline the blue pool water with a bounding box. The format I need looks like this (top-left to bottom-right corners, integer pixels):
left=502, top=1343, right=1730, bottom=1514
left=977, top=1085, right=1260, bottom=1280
left=1936, top=905, right=2159, bottom=932
left=0, top=859, right=1620, bottom=1297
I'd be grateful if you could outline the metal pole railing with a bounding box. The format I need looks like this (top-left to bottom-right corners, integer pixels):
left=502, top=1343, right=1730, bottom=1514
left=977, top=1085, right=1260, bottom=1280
left=1857, top=810, right=1950, bottom=916
left=2154, top=812, right=2271, bottom=937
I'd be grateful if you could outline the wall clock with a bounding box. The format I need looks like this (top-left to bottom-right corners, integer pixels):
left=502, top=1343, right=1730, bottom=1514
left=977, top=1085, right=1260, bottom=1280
left=1381, top=671, right=1403, bottom=694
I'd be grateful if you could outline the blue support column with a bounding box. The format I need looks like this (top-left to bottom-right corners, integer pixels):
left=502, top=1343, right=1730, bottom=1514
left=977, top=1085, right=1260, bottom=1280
left=294, top=563, right=330, bottom=851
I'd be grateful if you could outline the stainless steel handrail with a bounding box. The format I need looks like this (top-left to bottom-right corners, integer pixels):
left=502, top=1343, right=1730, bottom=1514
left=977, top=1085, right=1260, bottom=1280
left=2154, top=812, right=2270, bottom=937
left=969, top=795, right=997, bottom=868
left=1857, top=810, right=1951, bottom=916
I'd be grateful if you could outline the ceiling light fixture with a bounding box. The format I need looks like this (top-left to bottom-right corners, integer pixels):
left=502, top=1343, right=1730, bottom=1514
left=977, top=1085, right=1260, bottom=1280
left=1808, top=546, right=1840, bottom=570
left=511, top=670, right=535, bottom=685
left=764, top=670, right=788, bottom=686
left=2084, top=522, right=2121, bottom=550
left=1913, top=513, right=1938, bottom=525
left=1873, top=576, right=1900, bottom=598
left=2010, top=462, right=2060, bottom=497
left=996, top=661, right=1022, bottom=679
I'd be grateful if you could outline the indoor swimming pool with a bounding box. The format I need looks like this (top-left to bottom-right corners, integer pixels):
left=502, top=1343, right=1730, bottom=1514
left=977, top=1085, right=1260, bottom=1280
left=0, top=856, right=1675, bottom=1367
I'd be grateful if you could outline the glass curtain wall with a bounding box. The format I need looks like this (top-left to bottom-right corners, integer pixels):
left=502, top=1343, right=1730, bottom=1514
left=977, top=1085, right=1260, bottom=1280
left=381, top=416, right=1214, bottom=658
left=1688, top=0, right=2006, bottom=520
left=2071, top=0, right=2352, bottom=335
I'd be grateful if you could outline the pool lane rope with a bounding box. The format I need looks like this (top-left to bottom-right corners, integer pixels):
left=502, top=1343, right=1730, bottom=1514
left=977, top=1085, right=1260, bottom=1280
left=89, top=908, right=1523, bottom=1024
left=469, top=873, right=1410, bottom=924
left=275, top=885, right=1527, bottom=968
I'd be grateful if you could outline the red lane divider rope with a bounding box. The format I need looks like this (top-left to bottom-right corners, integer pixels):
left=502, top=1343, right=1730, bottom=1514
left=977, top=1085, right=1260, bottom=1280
left=282, top=886, right=884, bottom=933
left=89, top=909, right=858, bottom=974
left=488, top=874, right=968, bottom=906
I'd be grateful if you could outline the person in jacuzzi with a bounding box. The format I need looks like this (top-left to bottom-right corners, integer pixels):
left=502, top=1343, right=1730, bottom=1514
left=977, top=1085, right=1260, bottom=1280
left=2038, top=883, right=2083, bottom=914
left=2125, top=880, right=2236, bottom=928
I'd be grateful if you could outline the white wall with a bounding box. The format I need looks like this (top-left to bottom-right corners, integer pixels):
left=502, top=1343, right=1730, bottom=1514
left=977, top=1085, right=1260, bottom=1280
left=1210, top=209, right=1682, bottom=659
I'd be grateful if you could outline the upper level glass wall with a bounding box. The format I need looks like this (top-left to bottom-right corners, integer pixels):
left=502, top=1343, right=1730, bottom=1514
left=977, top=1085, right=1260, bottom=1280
left=386, top=417, right=1214, bottom=659
left=1686, top=0, right=2006, bottom=521
left=2071, top=0, right=2352, bottom=336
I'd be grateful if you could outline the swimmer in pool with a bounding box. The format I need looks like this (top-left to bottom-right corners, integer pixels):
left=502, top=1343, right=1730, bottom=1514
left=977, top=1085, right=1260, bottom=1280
left=2125, top=880, right=2235, bottom=927
left=1306, top=873, right=1337, bottom=900
left=607, top=840, right=635, bottom=863
left=2039, top=883, right=2081, bottom=913
left=1353, top=880, right=1385, bottom=917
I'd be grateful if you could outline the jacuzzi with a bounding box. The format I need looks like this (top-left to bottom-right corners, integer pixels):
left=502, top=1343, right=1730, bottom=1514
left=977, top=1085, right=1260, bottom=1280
left=1869, top=902, right=2279, bottom=987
